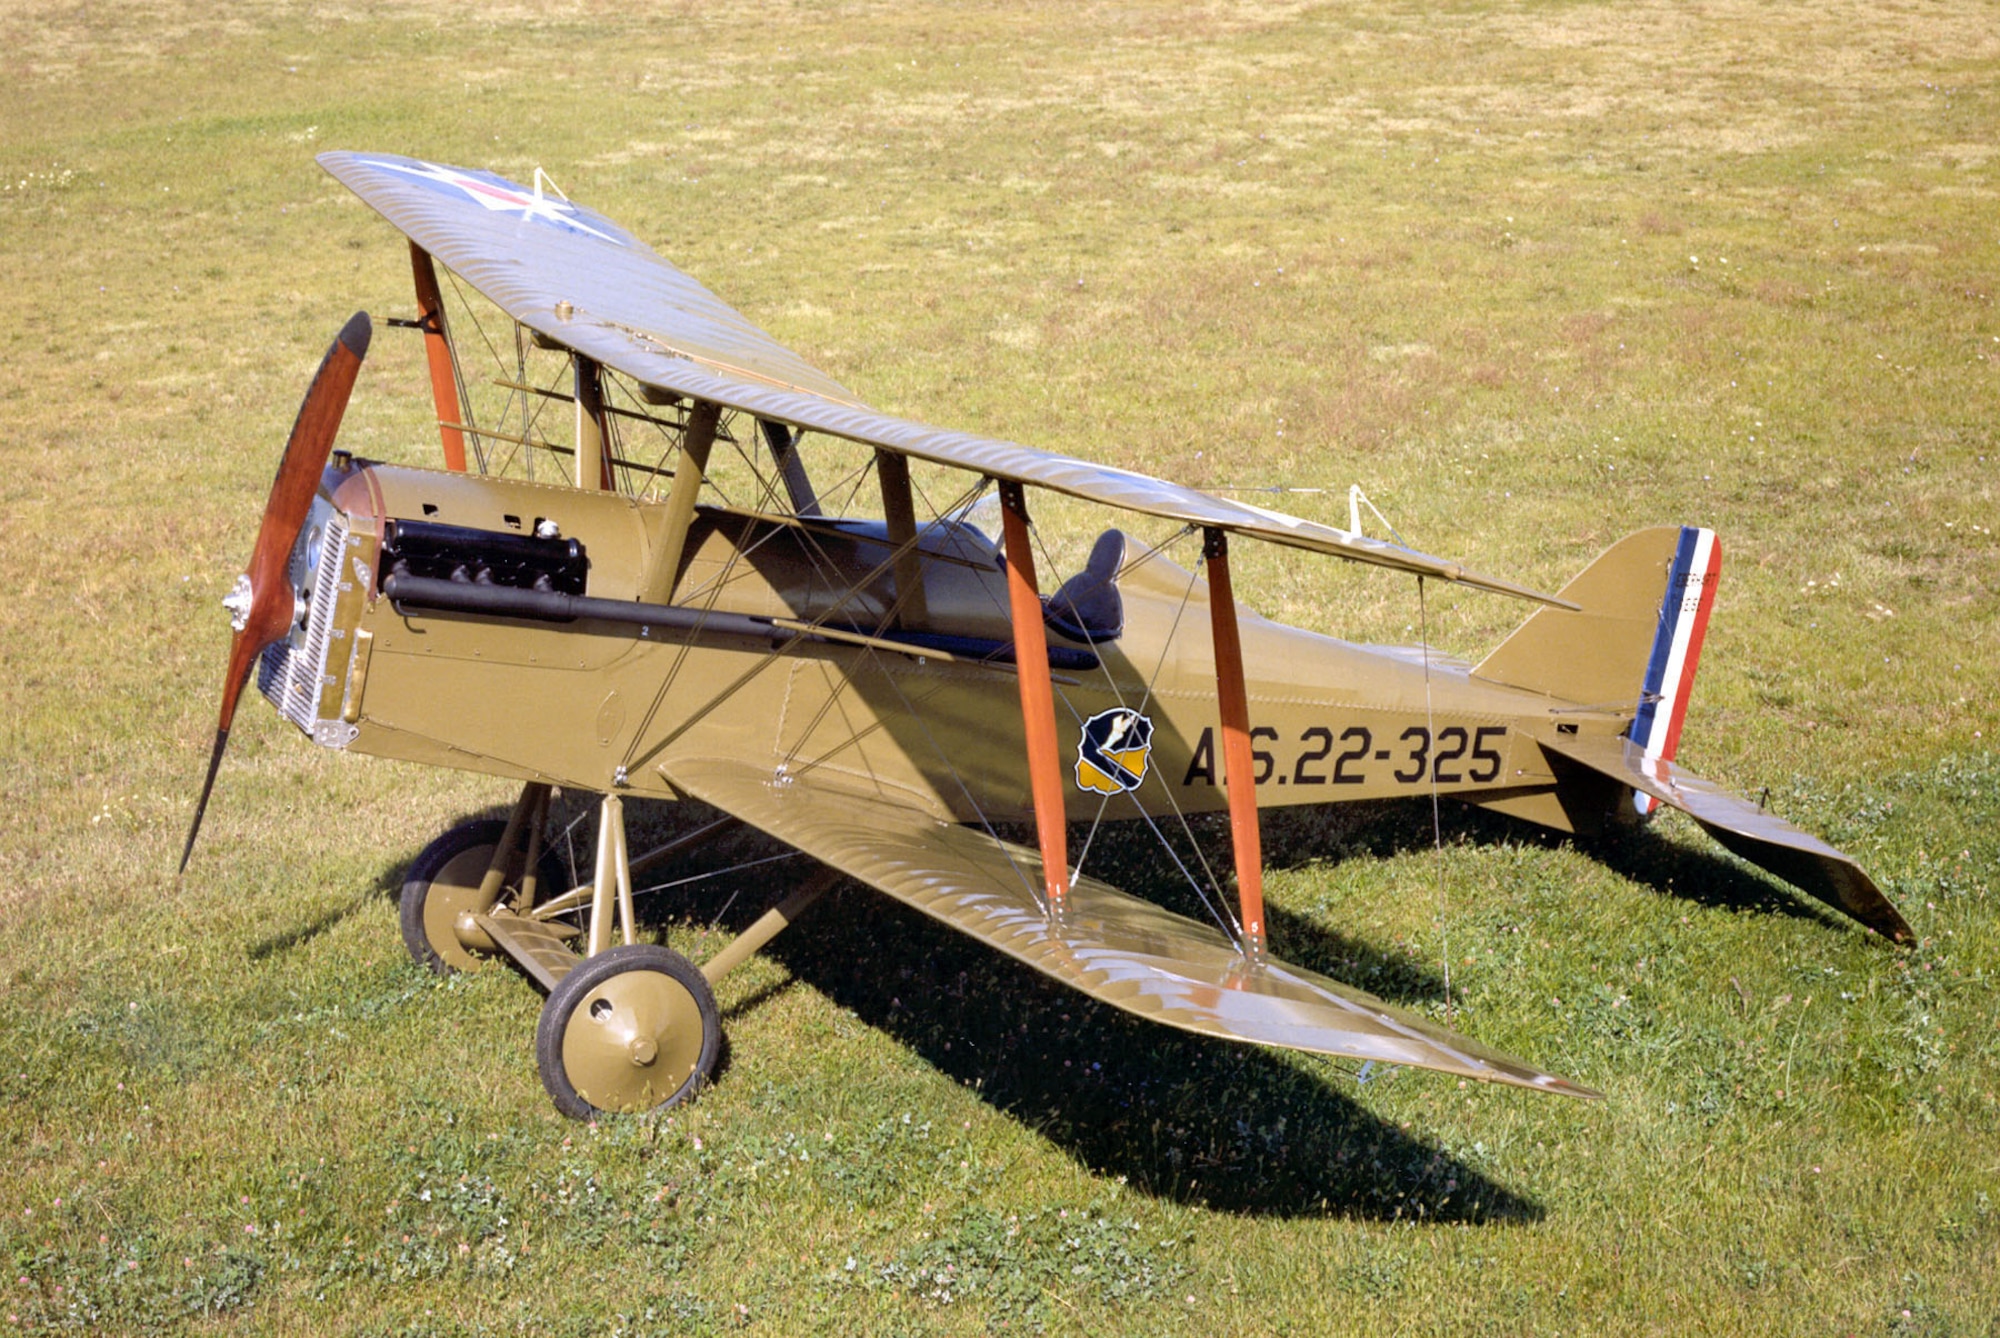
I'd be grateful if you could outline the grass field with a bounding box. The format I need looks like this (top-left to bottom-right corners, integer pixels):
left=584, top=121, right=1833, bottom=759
left=3, top=0, right=1997, bottom=1332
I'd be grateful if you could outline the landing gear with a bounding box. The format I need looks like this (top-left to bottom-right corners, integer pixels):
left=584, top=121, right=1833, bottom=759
left=535, top=944, right=720, bottom=1117
left=399, top=785, right=564, bottom=975
left=407, top=784, right=832, bottom=1120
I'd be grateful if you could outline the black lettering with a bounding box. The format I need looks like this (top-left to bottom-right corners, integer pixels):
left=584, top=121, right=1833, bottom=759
left=1393, top=726, right=1430, bottom=783
left=1250, top=726, right=1278, bottom=784
left=1183, top=727, right=1216, bottom=787
left=1470, top=726, right=1506, bottom=782
left=1293, top=726, right=1334, bottom=785
left=1433, top=726, right=1468, bottom=784
left=1331, top=726, right=1370, bottom=784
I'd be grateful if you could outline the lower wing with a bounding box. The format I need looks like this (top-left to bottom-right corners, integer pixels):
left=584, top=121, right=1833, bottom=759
left=661, top=757, right=1598, bottom=1099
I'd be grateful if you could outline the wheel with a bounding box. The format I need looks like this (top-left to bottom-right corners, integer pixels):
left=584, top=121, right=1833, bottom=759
left=536, top=945, right=721, bottom=1119
left=400, top=818, right=569, bottom=975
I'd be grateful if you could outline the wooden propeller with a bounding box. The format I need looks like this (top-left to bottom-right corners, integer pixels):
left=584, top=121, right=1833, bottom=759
left=178, top=312, right=372, bottom=875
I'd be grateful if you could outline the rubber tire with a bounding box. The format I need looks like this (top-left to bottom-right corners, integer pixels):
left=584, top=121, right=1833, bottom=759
left=536, top=944, right=721, bottom=1120
left=399, top=818, right=569, bottom=975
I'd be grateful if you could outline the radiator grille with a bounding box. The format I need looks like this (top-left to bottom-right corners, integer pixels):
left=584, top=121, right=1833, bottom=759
left=258, top=512, right=349, bottom=736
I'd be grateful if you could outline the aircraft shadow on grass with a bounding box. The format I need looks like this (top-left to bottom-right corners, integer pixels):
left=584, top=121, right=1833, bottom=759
left=758, top=882, right=1542, bottom=1223
left=618, top=801, right=1541, bottom=1222
left=246, top=790, right=1843, bottom=1221
left=243, top=785, right=1832, bottom=971
left=740, top=801, right=1838, bottom=1222
left=243, top=852, right=420, bottom=961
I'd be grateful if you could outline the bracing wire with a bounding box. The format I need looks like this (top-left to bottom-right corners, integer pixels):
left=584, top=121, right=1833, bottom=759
left=1019, top=521, right=1239, bottom=944
left=1417, top=575, right=1454, bottom=1026
left=613, top=435, right=885, bottom=774
left=1138, top=809, right=1240, bottom=940
left=767, top=471, right=1051, bottom=906
left=633, top=849, right=801, bottom=903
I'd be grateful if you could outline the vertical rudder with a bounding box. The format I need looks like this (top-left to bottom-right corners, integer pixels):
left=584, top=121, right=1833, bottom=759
left=1629, top=526, right=1721, bottom=816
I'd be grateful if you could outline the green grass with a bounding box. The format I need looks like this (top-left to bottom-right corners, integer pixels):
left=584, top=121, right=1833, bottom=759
left=3, top=0, right=1998, bottom=1332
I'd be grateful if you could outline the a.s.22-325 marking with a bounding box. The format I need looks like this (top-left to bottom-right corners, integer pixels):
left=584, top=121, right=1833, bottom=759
left=1182, top=725, right=1506, bottom=788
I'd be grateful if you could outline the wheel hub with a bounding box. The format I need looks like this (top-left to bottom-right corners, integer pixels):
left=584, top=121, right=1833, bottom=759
left=560, top=967, right=706, bottom=1112
left=419, top=844, right=506, bottom=971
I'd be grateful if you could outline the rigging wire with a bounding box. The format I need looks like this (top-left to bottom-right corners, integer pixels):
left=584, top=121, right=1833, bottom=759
left=614, top=434, right=885, bottom=772
left=1418, top=574, right=1455, bottom=1027
left=439, top=267, right=507, bottom=469
left=765, top=470, right=988, bottom=770
left=624, top=468, right=990, bottom=772
left=432, top=265, right=485, bottom=473
left=1018, top=522, right=1240, bottom=943
left=632, top=849, right=801, bottom=903
left=1119, top=546, right=1237, bottom=939
left=768, top=472, right=1049, bottom=906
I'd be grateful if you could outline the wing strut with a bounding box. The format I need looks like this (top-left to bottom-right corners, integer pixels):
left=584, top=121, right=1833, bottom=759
left=760, top=420, right=820, bottom=517
left=999, top=481, right=1069, bottom=913
left=876, top=450, right=929, bottom=628
left=408, top=243, right=469, bottom=473
left=574, top=357, right=615, bottom=491
left=1203, top=528, right=1267, bottom=959
left=641, top=400, right=721, bottom=602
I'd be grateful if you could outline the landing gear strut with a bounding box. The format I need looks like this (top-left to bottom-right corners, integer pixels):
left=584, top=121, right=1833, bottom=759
left=404, top=782, right=833, bottom=1119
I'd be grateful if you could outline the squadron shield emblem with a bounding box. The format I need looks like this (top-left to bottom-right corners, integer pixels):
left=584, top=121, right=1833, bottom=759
left=1075, top=707, right=1155, bottom=795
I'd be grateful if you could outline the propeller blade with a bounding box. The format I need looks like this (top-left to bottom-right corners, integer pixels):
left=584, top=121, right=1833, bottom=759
left=179, top=312, right=372, bottom=875
left=178, top=724, right=236, bottom=880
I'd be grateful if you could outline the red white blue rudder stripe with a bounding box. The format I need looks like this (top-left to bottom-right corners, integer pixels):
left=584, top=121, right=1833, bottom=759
left=1630, top=526, right=1721, bottom=817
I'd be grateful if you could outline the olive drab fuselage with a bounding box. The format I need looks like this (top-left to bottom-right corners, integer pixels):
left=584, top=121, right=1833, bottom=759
left=313, top=458, right=1627, bottom=832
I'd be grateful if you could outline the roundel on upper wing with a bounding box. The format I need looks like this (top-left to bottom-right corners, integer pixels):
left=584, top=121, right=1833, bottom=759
left=1075, top=707, right=1154, bottom=796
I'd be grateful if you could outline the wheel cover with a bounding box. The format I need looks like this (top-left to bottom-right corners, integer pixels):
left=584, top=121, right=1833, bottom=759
left=419, top=844, right=502, bottom=972
left=560, top=967, right=707, bottom=1113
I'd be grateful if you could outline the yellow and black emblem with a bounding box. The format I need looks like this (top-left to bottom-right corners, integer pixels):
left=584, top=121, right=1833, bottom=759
left=1075, top=707, right=1154, bottom=795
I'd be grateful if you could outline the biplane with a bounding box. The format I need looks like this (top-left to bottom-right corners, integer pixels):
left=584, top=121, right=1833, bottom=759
left=180, top=152, right=1910, bottom=1121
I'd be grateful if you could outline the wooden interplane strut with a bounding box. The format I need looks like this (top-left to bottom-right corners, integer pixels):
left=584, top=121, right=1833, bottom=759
left=998, top=481, right=1069, bottom=911
left=574, top=357, right=615, bottom=491
left=1204, top=527, right=1267, bottom=959
left=875, top=450, right=929, bottom=628
left=408, top=243, right=469, bottom=473
left=643, top=400, right=722, bottom=602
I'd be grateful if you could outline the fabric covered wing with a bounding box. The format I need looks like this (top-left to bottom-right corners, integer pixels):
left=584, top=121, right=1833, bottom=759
left=1537, top=732, right=1913, bottom=943
left=319, top=151, right=860, bottom=405
left=319, top=151, right=1570, bottom=607
left=663, top=757, right=1597, bottom=1098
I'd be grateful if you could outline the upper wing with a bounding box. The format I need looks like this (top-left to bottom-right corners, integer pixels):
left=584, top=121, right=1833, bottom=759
left=319, top=151, right=1571, bottom=608
left=319, top=152, right=862, bottom=405
left=1537, top=732, right=1913, bottom=943
left=662, top=756, right=1598, bottom=1098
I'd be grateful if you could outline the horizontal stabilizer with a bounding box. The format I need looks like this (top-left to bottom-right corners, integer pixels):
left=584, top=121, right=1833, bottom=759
left=1537, top=733, right=1913, bottom=943
left=662, top=757, right=1598, bottom=1098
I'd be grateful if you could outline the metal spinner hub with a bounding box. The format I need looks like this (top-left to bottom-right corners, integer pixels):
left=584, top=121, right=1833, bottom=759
left=221, top=574, right=254, bottom=632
